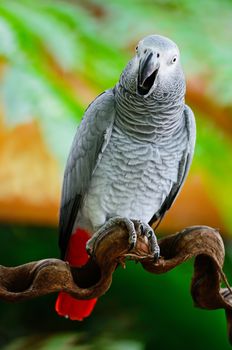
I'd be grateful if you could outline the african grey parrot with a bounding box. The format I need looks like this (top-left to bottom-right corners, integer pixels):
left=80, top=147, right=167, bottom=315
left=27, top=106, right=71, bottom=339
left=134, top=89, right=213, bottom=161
left=55, top=34, right=196, bottom=320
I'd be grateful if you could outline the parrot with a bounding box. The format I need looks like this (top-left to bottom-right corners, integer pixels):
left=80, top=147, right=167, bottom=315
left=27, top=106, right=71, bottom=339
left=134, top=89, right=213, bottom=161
left=55, top=34, right=196, bottom=321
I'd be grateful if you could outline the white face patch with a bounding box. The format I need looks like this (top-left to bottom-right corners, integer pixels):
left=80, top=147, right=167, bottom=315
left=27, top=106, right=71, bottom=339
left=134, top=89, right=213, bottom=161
left=125, top=35, right=184, bottom=98
left=132, top=35, right=181, bottom=96
left=158, top=48, right=180, bottom=79
left=137, top=35, right=180, bottom=67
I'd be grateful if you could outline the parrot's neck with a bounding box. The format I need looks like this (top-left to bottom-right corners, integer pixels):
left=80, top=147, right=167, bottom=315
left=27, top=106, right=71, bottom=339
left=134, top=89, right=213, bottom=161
left=114, top=82, right=185, bottom=144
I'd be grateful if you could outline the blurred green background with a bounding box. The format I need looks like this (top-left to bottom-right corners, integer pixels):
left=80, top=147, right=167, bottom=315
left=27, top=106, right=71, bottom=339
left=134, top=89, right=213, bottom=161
left=0, top=0, right=232, bottom=349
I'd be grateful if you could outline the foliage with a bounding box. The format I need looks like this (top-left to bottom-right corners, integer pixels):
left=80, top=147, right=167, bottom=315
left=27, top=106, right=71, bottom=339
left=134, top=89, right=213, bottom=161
left=0, top=0, right=232, bottom=162
left=0, top=0, right=126, bottom=162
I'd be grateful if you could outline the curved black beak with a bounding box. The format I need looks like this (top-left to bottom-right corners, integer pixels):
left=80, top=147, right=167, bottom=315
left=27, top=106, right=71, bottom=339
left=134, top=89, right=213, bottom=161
left=138, top=50, right=160, bottom=96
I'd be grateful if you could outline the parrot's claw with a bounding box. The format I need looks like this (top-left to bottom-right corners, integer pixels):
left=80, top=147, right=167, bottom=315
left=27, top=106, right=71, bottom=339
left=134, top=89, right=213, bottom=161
left=86, top=240, right=94, bottom=257
left=87, top=216, right=137, bottom=257
left=86, top=216, right=159, bottom=261
left=133, top=220, right=160, bottom=262
left=128, top=241, right=136, bottom=251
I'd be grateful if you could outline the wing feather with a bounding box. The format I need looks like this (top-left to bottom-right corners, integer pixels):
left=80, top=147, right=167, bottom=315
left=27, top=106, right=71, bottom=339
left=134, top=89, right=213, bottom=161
left=149, top=105, right=196, bottom=226
left=59, top=89, right=115, bottom=258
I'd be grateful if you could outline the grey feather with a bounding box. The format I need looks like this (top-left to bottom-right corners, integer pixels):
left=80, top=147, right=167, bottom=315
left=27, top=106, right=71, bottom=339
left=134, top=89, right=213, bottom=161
left=149, top=104, right=196, bottom=225
left=59, top=89, right=115, bottom=258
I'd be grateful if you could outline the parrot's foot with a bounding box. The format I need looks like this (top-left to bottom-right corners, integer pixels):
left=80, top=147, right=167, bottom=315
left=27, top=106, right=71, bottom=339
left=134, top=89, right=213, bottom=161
left=133, top=220, right=160, bottom=261
left=86, top=216, right=137, bottom=257
left=86, top=217, right=160, bottom=261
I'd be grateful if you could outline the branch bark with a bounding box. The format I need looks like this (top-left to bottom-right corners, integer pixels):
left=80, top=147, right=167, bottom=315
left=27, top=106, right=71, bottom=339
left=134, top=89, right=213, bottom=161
left=0, top=225, right=232, bottom=343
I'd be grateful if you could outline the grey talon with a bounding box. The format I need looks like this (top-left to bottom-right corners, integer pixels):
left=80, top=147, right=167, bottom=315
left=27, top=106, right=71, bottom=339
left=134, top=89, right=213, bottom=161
left=85, top=216, right=138, bottom=255
left=136, top=221, right=160, bottom=259
left=86, top=240, right=93, bottom=256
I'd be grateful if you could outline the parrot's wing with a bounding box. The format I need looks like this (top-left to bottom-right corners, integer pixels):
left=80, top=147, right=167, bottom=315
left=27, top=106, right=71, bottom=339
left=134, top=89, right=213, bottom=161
left=59, top=89, right=115, bottom=258
left=149, top=105, right=196, bottom=226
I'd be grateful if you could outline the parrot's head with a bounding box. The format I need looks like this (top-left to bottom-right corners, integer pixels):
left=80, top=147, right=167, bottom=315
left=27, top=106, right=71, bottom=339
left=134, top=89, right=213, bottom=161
left=120, top=34, right=186, bottom=99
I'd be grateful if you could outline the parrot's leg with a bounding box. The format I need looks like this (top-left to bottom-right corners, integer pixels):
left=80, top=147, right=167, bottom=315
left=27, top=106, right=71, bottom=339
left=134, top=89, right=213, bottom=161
left=86, top=217, right=160, bottom=261
left=86, top=216, right=137, bottom=256
left=133, top=220, right=160, bottom=261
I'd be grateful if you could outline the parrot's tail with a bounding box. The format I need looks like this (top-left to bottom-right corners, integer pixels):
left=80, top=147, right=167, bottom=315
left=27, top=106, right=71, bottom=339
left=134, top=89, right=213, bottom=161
left=55, top=228, right=97, bottom=321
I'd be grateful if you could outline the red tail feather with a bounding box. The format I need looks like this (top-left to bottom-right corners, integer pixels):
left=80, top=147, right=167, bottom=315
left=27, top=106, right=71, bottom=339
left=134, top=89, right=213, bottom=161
left=55, top=228, right=97, bottom=320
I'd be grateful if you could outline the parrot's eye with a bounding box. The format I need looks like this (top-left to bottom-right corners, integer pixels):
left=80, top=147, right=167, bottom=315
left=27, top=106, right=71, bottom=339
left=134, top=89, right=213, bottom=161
left=135, top=46, right=138, bottom=52
left=171, top=56, right=177, bottom=64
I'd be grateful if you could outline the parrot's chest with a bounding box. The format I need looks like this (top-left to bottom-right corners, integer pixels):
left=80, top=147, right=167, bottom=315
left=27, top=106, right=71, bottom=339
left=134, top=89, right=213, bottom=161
left=81, top=126, right=186, bottom=230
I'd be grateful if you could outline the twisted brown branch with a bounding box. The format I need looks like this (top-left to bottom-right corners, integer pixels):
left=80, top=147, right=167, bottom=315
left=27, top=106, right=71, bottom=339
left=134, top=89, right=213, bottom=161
left=0, top=225, right=232, bottom=343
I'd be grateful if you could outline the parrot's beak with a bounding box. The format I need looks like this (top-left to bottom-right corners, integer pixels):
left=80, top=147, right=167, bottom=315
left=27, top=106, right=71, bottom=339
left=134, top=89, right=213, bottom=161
left=137, top=51, right=160, bottom=96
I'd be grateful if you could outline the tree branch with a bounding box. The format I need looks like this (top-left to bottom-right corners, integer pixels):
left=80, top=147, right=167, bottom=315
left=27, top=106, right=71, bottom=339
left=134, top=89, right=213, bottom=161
left=0, top=225, right=232, bottom=342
